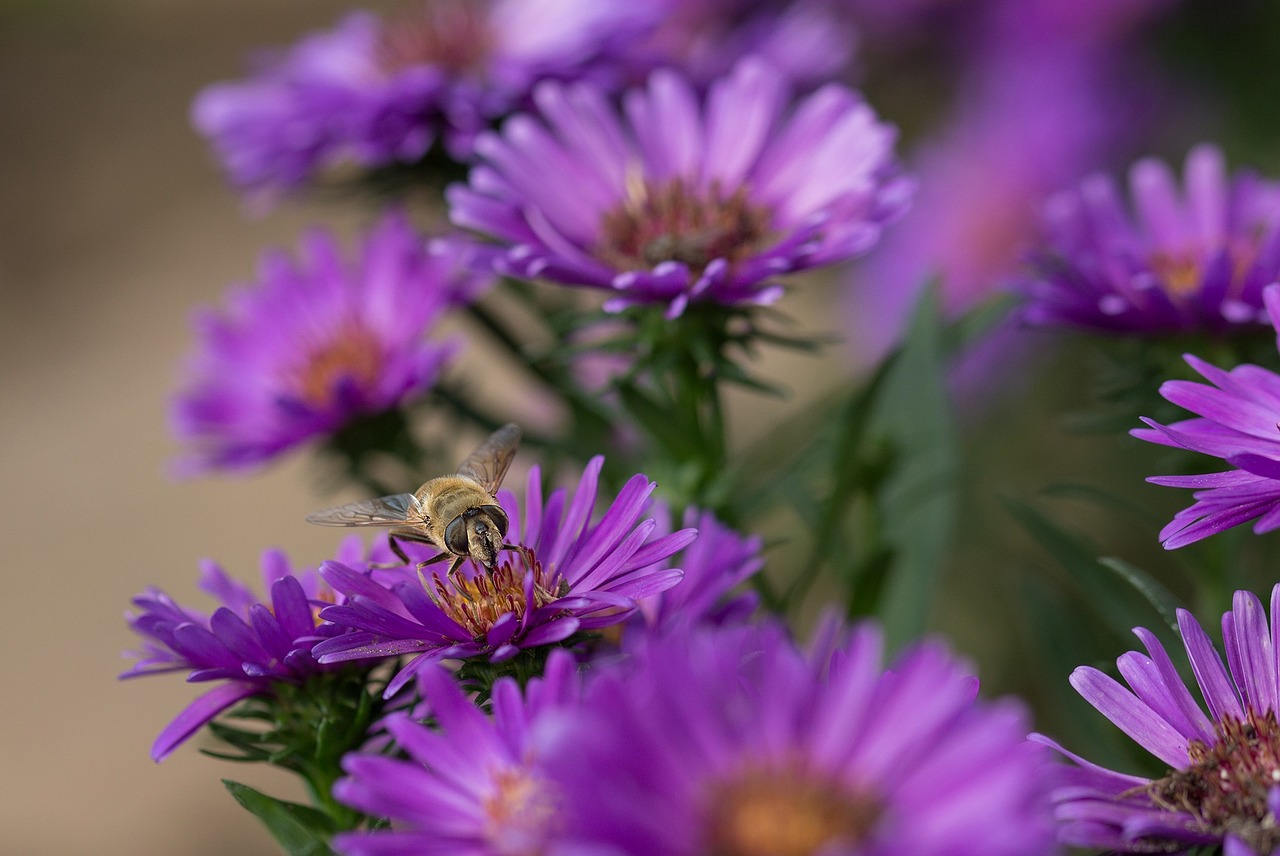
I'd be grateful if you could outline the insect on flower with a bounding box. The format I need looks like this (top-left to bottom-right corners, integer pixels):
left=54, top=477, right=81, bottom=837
left=308, top=423, right=521, bottom=576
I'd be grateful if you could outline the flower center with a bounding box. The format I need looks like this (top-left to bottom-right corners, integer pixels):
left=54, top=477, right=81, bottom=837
left=1146, top=708, right=1280, bottom=853
left=704, top=766, right=882, bottom=856
left=1148, top=249, right=1205, bottom=297
left=597, top=177, right=772, bottom=275
left=1148, top=238, right=1259, bottom=299
left=289, top=323, right=384, bottom=409
left=376, top=0, right=494, bottom=76
left=482, top=765, right=560, bottom=856
left=424, top=548, right=561, bottom=639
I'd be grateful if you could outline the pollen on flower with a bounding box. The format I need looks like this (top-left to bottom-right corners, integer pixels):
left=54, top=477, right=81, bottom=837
left=704, top=765, right=883, bottom=856
left=424, top=548, right=561, bottom=639
left=376, top=0, right=494, bottom=76
left=597, top=177, right=773, bottom=275
left=1146, top=708, right=1280, bottom=854
left=289, top=323, right=385, bottom=409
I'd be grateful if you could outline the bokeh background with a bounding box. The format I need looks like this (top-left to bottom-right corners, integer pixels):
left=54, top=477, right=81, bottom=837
left=4, top=3, right=371, bottom=852
left=6, top=1, right=1280, bottom=853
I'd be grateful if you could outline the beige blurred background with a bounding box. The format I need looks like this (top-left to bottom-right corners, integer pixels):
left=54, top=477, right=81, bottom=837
left=0, top=3, right=852, bottom=853
left=2, top=2, right=390, bottom=853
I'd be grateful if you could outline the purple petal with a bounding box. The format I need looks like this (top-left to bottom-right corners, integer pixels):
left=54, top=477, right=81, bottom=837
left=1069, top=666, right=1191, bottom=767
left=152, top=682, right=259, bottom=762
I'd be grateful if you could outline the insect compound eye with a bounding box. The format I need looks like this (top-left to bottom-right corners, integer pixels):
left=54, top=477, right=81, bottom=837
left=481, top=504, right=509, bottom=537
left=444, top=516, right=469, bottom=556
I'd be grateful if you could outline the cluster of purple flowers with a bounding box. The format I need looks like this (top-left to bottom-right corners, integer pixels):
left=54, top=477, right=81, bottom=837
left=127, top=1, right=1280, bottom=855
left=332, top=620, right=1057, bottom=856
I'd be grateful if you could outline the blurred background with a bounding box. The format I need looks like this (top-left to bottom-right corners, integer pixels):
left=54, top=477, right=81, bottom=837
left=3, top=2, right=370, bottom=852
left=5, top=0, right=1280, bottom=853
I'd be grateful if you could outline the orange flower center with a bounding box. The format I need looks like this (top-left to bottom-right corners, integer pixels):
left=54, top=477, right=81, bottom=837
left=597, top=176, right=772, bottom=275
left=289, top=323, right=384, bottom=410
left=1146, top=708, right=1280, bottom=853
left=704, top=765, right=882, bottom=856
left=1148, top=238, right=1259, bottom=299
left=423, top=548, right=561, bottom=639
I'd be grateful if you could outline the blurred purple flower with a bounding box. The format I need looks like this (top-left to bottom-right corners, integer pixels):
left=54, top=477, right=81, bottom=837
left=627, top=0, right=856, bottom=89
left=1132, top=287, right=1280, bottom=548
left=1019, top=143, right=1280, bottom=334
left=333, top=650, right=580, bottom=856
left=193, top=1, right=653, bottom=196
left=1032, top=586, right=1280, bottom=855
left=846, top=37, right=1131, bottom=361
left=171, top=210, right=475, bottom=476
left=121, top=538, right=378, bottom=761
left=313, top=457, right=695, bottom=696
left=449, top=57, right=911, bottom=317
left=544, top=619, right=1056, bottom=855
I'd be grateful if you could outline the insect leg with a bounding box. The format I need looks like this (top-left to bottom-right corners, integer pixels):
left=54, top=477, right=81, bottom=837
left=414, top=551, right=451, bottom=572
left=379, top=527, right=439, bottom=569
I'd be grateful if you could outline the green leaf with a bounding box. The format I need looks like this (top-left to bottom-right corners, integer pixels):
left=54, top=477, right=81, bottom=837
left=1016, top=575, right=1155, bottom=773
left=223, top=780, right=337, bottom=856
left=1003, top=497, right=1181, bottom=642
left=1038, top=481, right=1163, bottom=524
left=868, top=285, right=960, bottom=651
left=1097, top=557, right=1182, bottom=636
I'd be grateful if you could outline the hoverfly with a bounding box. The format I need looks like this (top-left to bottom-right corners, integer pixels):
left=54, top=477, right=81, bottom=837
left=307, top=423, right=521, bottom=577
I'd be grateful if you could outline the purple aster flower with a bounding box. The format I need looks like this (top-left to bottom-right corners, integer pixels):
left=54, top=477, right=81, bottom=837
left=543, top=619, right=1057, bottom=856
left=448, top=57, right=912, bottom=317
left=313, top=457, right=696, bottom=696
left=332, top=650, right=579, bottom=856
left=171, top=210, right=475, bottom=475
left=193, top=1, right=652, bottom=196
left=1031, top=586, right=1280, bottom=855
left=121, top=537, right=382, bottom=761
left=1132, top=285, right=1280, bottom=548
left=1018, top=143, right=1280, bottom=334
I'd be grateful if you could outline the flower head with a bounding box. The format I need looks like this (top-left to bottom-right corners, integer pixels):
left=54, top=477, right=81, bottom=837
left=449, top=57, right=911, bottom=317
left=333, top=650, right=579, bottom=856
left=1133, top=285, right=1280, bottom=548
left=1032, top=585, right=1280, bottom=855
left=543, top=619, right=1056, bottom=856
left=313, top=457, right=696, bottom=696
left=1019, top=143, right=1280, bottom=333
left=121, top=538, right=379, bottom=761
left=171, top=210, right=473, bottom=475
left=192, top=1, right=652, bottom=195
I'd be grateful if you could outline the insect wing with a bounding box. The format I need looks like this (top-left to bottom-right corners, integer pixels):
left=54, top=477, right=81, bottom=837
left=455, top=423, right=521, bottom=494
left=306, top=493, right=417, bottom=527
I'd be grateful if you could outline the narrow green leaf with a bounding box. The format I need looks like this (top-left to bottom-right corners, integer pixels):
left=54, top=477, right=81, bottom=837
left=868, top=285, right=960, bottom=651
left=223, top=780, right=337, bottom=856
left=1097, top=557, right=1182, bottom=636
left=1038, top=482, right=1162, bottom=524
left=1003, top=497, right=1179, bottom=644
